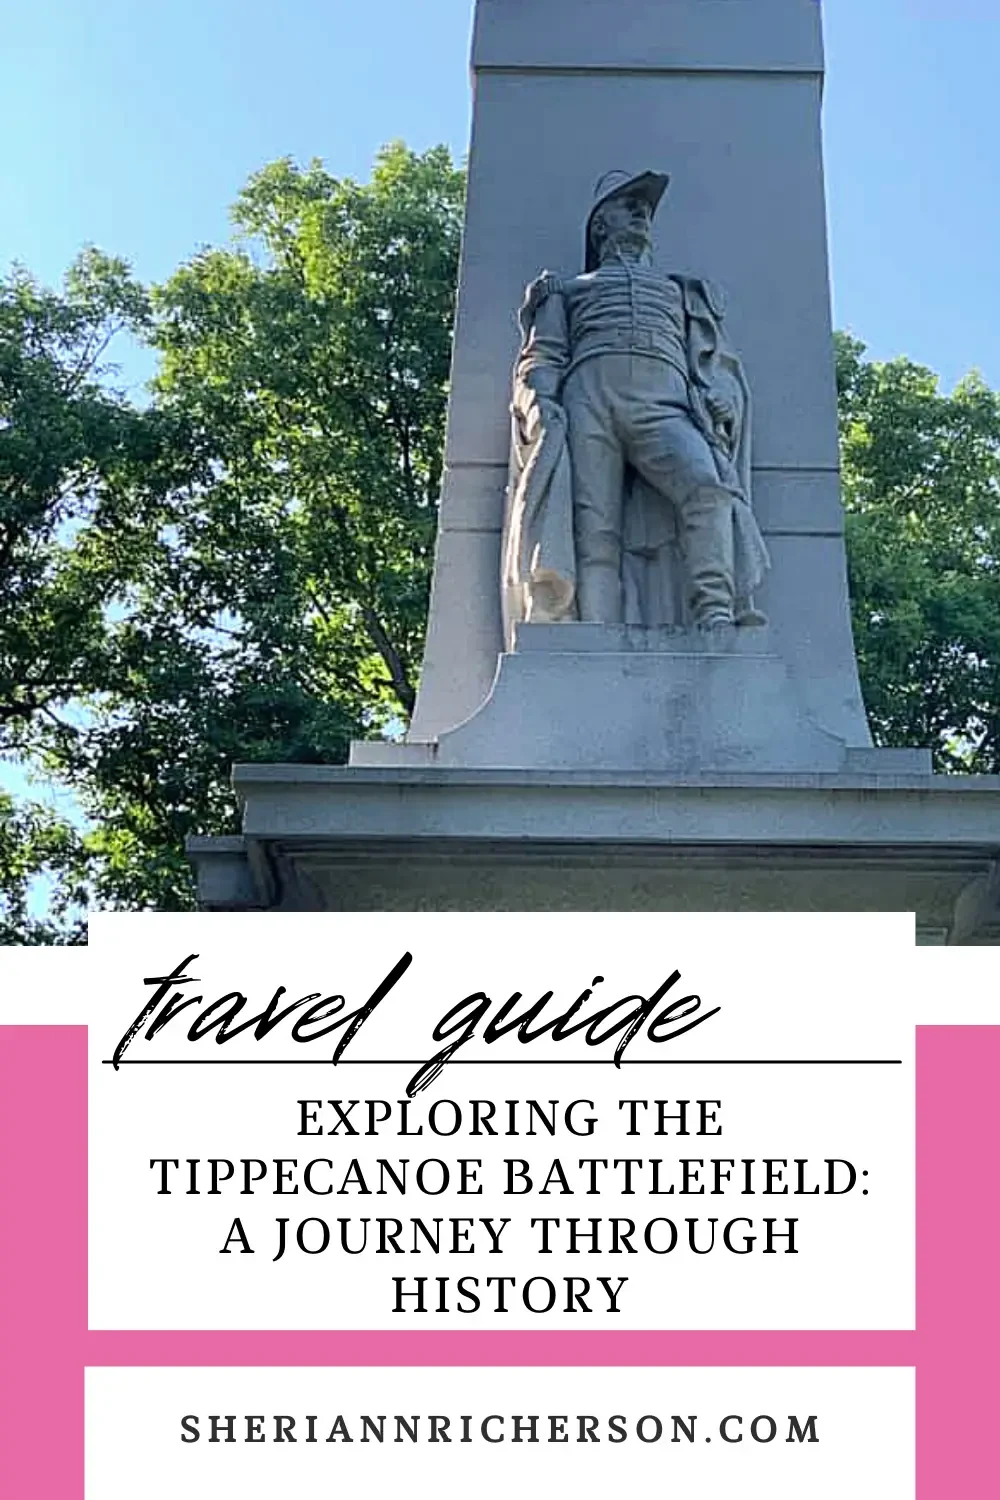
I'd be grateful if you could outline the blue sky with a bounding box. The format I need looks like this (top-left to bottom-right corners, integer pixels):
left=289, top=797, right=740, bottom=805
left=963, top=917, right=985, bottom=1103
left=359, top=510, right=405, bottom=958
left=3, top=0, right=999, bottom=393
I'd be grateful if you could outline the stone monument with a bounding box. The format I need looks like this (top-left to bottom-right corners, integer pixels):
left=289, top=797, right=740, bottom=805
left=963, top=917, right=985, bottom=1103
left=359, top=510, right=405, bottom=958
left=190, top=0, right=1000, bottom=943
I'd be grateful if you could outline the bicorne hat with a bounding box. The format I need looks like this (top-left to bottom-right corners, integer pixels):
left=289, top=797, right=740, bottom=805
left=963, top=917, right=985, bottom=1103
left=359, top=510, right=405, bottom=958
left=585, top=169, right=670, bottom=272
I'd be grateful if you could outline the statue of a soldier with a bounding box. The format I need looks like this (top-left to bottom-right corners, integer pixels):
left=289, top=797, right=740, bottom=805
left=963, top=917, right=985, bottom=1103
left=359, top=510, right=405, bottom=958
left=502, top=170, right=769, bottom=638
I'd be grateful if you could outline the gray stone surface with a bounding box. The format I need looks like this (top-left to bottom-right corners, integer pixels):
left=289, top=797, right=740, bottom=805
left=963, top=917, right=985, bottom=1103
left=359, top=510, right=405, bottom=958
left=472, top=0, right=824, bottom=74
left=433, top=626, right=844, bottom=773
left=188, top=764, right=1000, bottom=944
left=231, top=765, right=1000, bottom=847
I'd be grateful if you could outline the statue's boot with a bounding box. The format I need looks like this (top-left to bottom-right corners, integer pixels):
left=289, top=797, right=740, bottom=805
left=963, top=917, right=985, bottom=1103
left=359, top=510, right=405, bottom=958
left=681, top=483, right=737, bottom=628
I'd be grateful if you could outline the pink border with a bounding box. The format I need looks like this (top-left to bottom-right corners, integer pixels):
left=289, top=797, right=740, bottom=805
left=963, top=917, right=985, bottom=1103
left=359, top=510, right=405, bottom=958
left=1, top=1025, right=997, bottom=1495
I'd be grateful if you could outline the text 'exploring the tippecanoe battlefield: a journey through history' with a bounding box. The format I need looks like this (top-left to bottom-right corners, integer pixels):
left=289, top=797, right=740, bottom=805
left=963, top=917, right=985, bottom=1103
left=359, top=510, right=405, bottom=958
left=85, top=912, right=915, bottom=1331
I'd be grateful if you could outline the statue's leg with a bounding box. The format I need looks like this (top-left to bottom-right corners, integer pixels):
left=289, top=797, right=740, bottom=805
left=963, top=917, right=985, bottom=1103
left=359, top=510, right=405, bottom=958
left=564, top=359, right=627, bottom=624
left=626, top=376, right=737, bottom=627
left=677, top=482, right=736, bottom=627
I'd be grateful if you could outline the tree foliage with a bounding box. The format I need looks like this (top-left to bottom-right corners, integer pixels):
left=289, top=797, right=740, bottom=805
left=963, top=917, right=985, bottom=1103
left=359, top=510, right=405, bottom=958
left=1, top=144, right=464, bottom=933
left=0, top=247, right=166, bottom=938
left=152, top=143, right=462, bottom=718
left=1, top=248, right=154, bottom=741
left=0, top=791, right=89, bottom=944
left=838, top=333, right=1000, bottom=770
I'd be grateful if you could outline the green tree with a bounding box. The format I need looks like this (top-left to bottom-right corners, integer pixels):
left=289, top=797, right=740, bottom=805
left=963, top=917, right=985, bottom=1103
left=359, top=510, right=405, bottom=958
left=0, top=144, right=464, bottom=928
left=0, top=247, right=163, bottom=938
left=838, top=333, right=1000, bottom=770
left=0, top=247, right=154, bottom=743
left=152, top=141, right=464, bottom=719
left=0, top=790, right=89, bottom=944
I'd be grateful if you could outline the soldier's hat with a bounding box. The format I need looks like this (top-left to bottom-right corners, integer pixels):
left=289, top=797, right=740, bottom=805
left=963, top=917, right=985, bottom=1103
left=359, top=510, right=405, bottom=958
left=585, top=169, right=670, bottom=272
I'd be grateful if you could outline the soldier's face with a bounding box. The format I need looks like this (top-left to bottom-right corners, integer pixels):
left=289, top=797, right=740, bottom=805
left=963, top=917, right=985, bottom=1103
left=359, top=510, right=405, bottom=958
left=595, top=194, right=654, bottom=259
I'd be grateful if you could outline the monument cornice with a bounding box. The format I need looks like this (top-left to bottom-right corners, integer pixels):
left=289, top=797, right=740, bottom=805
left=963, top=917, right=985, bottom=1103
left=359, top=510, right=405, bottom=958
left=472, top=0, right=824, bottom=76
left=189, top=764, right=1000, bottom=943
left=226, top=762, right=1000, bottom=848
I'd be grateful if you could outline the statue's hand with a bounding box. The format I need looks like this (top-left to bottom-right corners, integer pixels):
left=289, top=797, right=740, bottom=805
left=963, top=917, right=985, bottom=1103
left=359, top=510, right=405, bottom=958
left=521, top=393, right=562, bottom=443
left=705, top=388, right=738, bottom=430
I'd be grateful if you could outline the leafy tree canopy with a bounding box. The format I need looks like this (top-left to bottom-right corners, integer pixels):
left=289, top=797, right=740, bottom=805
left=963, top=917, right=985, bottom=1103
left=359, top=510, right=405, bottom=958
left=838, top=332, right=1000, bottom=770
left=1, top=144, right=464, bottom=937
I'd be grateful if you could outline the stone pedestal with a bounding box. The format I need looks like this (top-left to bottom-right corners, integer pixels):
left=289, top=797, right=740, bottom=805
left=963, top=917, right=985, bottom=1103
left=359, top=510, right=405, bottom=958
left=429, top=625, right=850, bottom=773
left=187, top=0, right=1000, bottom=943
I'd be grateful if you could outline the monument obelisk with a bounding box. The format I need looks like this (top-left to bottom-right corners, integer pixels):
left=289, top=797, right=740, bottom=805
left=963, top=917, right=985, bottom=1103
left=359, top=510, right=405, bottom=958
left=406, top=0, right=869, bottom=763
left=191, top=0, right=1000, bottom=943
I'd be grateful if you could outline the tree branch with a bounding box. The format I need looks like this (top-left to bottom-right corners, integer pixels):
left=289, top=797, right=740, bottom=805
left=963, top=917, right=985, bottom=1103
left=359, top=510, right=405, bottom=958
left=359, top=605, right=415, bottom=717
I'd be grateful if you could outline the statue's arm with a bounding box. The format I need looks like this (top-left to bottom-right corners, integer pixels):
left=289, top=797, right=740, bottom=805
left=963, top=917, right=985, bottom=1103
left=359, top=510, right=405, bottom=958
left=680, top=276, right=743, bottom=435
left=514, top=274, right=569, bottom=417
